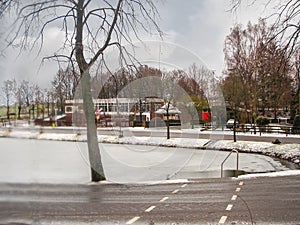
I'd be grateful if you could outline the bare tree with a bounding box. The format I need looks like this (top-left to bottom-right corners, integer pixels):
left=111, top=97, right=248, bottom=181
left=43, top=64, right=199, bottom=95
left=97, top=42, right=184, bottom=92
left=187, top=63, right=212, bottom=99
left=1, top=0, right=161, bottom=181
left=52, top=68, right=80, bottom=114
left=1, top=79, right=15, bottom=122
left=223, top=20, right=294, bottom=124
left=19, top=79, right=35, bottom=120
left=44, top=89, right=53, bottom=117
left=229, top=1, right=299, bottom=57
left=294, top=50, right=300, bottom=114
left=14, top=80, right=23, bottom=120
left=270, top=0, right=299, bottom=56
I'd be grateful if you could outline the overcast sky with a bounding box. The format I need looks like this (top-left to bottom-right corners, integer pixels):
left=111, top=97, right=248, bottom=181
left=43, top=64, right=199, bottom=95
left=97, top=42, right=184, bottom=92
left=0, top=0, right=276, bottom=91
left=156, top=0, right=276, bottom=75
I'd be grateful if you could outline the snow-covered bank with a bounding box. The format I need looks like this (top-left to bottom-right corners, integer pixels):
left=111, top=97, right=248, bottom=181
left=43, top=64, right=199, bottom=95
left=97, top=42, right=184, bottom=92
left=0, top=128, right=299, bottom=167
left=208, top=140, right=300, bottom=166
left=237, top=169, right=300, bottom=179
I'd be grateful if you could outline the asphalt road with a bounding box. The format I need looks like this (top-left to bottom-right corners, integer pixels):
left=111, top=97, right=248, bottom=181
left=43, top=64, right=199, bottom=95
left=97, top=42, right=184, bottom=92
left=1, top=175, right=299, bottom=225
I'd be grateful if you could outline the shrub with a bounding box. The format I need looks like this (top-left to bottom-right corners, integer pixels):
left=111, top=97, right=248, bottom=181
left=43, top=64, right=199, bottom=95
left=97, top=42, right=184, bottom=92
left=255, top=116, right=270, bottom=127
left=292, top=115, right=300, bottom=134
left=255, top=116, right=270, bottom=133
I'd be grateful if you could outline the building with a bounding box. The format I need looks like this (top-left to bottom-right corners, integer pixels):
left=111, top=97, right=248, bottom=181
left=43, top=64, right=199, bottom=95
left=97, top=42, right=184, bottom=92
left=65, top=97, right=173, bottom=127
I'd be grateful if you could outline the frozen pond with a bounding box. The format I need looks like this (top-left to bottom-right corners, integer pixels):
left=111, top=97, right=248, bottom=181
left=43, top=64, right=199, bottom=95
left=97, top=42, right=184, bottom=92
left=0, top=138, right=290, bottom=184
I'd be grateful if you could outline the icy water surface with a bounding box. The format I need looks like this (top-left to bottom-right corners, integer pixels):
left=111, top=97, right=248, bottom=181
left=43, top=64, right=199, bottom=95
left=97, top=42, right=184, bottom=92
left=0, top=138, right=291, bottom=183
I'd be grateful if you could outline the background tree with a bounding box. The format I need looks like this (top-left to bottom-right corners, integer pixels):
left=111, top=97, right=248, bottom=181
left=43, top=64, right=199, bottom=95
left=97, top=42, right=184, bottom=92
left=33, top=84, right=42, bottom=119
left=51, top=68, right=80, bottom=114
left=44, top=89, right=54, bottom=117
left=291, top=50, right=300, bottom=118
left=230, top=0, right=299, bottom=120
left=187, top=63, right=211, bottom=99
left=14, top=80, right=23, bottom=120
left=177, top=72, right=209, bottom=127
left=223, top=20, right=294, bottom=124
left=98, top=69, right=133, bottom=99
left=1, top=0, right=161, bottom=181
left=1, top=79, right=15, bottom=122
left=266, top=0, right=299, bottom=120
left=20, top=80, right=31, bottom=109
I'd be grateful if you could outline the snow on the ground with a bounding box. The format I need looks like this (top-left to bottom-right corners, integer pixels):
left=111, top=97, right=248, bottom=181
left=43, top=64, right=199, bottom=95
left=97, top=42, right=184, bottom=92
left=119, top=136, right=210, bottom=148
left=1, top=127, right=299, bottom=166
left=207, top=140, right=300, bottom=165
left=92, top=179, right=190, bottom=185
left=237, top=169, right=300, bottom=179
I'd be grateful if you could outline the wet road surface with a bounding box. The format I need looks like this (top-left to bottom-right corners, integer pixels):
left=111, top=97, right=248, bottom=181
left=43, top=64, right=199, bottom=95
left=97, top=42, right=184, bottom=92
left=1, top=175, right=300, bottom=225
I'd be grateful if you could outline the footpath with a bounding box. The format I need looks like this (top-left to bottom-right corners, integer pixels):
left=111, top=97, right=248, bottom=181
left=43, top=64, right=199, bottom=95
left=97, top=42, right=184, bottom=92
left=0, top=126, right=299, bottom=167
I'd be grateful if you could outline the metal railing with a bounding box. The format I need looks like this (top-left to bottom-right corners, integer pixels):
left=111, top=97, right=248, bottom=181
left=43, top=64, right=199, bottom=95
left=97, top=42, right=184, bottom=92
left=221, top=149, right=239, bottom=178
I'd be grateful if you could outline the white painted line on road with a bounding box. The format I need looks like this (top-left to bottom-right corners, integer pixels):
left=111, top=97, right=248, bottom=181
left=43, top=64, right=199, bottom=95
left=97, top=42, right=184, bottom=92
left=226, top=204, right=233, bottom=211
left=231, top=195, right=237, bottom=201
left=145, top=205, right=156, bottom=213
left=172, top=189, right=179, bottom=194
left=219, top=216, right=227, bottom=224
left=181, top=183, right=187, bottom=188
left=159, top=197, right=169, bottom=202
left=239, top=181, right=244, bottom=186
left=126, top=216, right=140, bottom=224
left=236, top=187, right=241, bottom=192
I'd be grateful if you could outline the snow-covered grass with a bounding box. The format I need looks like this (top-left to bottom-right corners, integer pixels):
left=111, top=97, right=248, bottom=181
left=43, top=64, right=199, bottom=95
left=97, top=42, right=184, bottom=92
left=0, top=127, right=299, bottom=167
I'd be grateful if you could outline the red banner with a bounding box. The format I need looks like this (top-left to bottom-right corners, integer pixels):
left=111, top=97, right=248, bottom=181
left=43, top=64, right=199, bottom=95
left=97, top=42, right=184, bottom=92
left=202, top=112, right=210, bottom=121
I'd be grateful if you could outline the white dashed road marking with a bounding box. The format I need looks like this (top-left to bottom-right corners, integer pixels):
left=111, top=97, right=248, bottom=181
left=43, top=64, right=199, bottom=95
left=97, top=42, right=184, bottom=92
left=219, top=215, right=227, bottom=224
left=145, top=205, right=156, bottom=213
left=126, top=183, right=187, bottom=224
left=231, top=195, right=237, bottom=201
left=226, top=204, right=233, bottom=211
left=159, top=197, right=169, bottom=202
left=172, top=189, right=179, bottom=194
left=126, top=216, right=140, bottom=224
left=218, top=180, right=244, bottom=224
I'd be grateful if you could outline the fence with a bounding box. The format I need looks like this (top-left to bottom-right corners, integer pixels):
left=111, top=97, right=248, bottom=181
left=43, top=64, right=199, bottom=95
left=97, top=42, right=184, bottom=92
left=234, top=124, right=295, bottom=136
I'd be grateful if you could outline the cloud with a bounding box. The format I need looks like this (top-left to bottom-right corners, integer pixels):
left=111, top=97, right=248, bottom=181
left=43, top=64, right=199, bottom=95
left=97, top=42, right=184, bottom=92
left=0, top=26, right=69, bottom=90
left=156, top=0, right=275, bottom=76
left=0, top=0, right=277, bottom=95
left=156, top=0, right=231, bottom=74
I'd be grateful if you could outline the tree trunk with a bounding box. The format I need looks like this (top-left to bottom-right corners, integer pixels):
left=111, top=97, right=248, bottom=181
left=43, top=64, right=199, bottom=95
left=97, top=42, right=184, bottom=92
left=166, top=101, right=170, bottom=139
left=81, top=72, right=105, bottom=181
left=6, top=104, right=10, bottom=120
left=47, top=102, right=50, bottom=117
left=32, top=104, right=35, bottom=119
left=18, top=105, right=21, bottom=120
left=166, top=114, right=170, bottom=139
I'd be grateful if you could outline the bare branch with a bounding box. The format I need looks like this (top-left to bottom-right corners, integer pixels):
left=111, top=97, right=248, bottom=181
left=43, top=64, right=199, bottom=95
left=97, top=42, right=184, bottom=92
left=88, top=0, right=123, bottom=67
